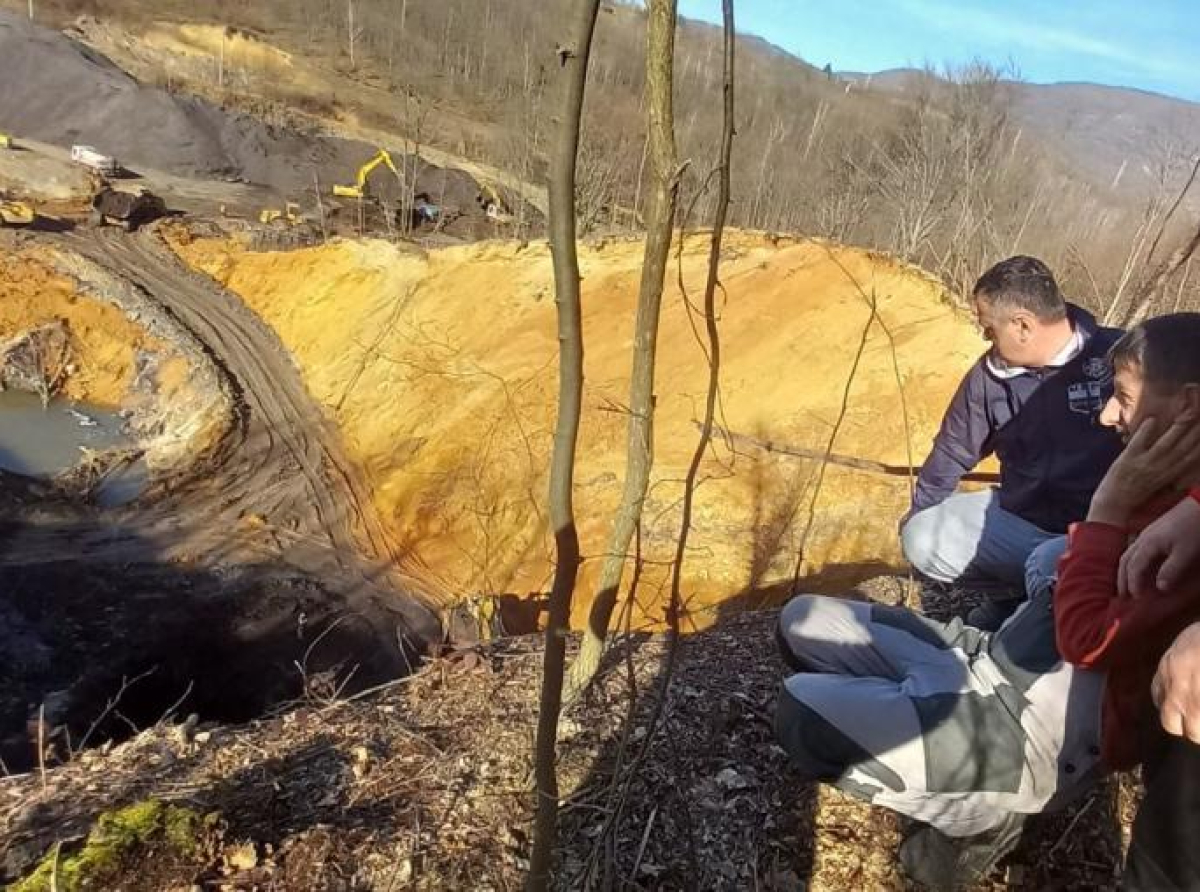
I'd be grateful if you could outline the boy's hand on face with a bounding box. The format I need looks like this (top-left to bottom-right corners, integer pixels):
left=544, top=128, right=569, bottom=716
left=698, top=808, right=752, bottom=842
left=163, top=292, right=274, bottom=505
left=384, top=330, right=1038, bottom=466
left=1089, top=418, right=1200, bottom=527
left=1153, top=623, right=1200, bottom=744
left=1119, top=496, right=1200, bottom=597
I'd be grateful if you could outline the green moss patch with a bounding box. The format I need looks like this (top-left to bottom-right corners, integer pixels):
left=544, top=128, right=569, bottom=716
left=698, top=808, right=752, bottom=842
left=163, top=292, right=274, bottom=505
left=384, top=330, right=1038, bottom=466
left=12, top=799, right=209, bottom=892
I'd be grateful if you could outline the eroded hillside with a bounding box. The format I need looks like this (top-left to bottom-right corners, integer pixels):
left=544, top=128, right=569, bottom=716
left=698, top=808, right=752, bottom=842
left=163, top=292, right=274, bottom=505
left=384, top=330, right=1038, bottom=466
left=174, top=229, right=986, bottom=629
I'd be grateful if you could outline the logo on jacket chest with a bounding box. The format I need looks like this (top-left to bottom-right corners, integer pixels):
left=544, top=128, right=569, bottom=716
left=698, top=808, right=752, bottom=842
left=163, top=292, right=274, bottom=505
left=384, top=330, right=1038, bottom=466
left=1067, top=380, right=1107, bottom=415
left=1083, top=357, right=1111, bottom=381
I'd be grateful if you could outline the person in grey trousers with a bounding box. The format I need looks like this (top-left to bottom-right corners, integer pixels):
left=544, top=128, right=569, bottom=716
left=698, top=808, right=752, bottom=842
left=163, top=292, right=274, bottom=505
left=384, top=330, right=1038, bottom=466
left=900, top=256, right=1123, bottom=629
left=775, top=539, right=1099, bottom=888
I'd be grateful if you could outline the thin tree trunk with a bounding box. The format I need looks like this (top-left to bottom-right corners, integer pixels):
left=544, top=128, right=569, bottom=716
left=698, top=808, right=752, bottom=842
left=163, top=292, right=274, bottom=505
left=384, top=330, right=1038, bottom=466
left=563, top=0, right=679, bottom=704
left=1172, top=257, right=1194, bottom=313
left=631, top=137, right=649, bottom=231
left=672, top=0, right=735, bottom=622
left=480, top=0, right=493, bottom=85
left=312, top=169, right=329, bottom=244
left=387, top=3, right=396, bottom=75
left=1143, top=155, right=1200, bottom=269
left=1106, top=159, right=1200, bottom=326
left=602, top=9, right=737, bottom=888
left=525, top=2, right=601, bottom=888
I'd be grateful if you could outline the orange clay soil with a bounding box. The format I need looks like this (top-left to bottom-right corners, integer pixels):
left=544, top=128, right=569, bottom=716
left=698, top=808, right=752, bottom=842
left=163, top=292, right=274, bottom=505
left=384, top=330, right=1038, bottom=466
left=0, top=248, right=163, bottom=407
left=176, top=230, right=990, bottom=630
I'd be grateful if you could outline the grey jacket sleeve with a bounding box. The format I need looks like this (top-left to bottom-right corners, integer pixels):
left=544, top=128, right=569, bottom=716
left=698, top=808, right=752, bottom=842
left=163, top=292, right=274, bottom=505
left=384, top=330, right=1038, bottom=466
left=911, top=362, right=994, bottom=514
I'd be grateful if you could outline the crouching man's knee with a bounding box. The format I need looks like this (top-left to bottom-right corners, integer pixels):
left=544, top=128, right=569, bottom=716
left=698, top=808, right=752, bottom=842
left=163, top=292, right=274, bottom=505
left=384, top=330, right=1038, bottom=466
left=1024, top=535, right=1067, bottom=600
left=776, top=594, right=823, bottom=671
left=776, top=681, right=908, bottom=805
left=900, top=508, right=945, bottom=581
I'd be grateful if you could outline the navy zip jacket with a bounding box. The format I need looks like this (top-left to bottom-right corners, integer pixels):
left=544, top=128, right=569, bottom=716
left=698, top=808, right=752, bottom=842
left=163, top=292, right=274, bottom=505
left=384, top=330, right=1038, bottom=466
left=912, top=305, right=1124, bottom=534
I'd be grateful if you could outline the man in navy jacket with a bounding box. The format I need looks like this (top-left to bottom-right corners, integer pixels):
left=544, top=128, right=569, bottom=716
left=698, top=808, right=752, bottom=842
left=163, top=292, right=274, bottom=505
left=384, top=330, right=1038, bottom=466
left=901, top=255, right=1124, bottom=628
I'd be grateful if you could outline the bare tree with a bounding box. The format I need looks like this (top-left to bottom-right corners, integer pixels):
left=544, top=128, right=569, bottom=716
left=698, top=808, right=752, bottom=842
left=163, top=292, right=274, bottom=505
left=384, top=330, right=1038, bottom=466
left=564, top=0, right=681, bottom=704
left=1124, top=217, right=1200, bottom=325
left=1103, top=152, right=1200, bottom=325
left=347, top=0, right=360, bottom=68
left=1117, top=154, right=1200, bottom=325
left=673, top=0, right=735, bottom=619
left=560, top=10, right=735, bottom=886
left=526, top=1, right=601, bottom=888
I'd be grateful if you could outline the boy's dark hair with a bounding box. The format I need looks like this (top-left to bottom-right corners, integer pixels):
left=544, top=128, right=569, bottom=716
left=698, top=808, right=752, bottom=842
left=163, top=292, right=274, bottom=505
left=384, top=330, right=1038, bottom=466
left=1110, top=313, right=1200, bottom=389
left=973, top=256, right=1067, bottom=322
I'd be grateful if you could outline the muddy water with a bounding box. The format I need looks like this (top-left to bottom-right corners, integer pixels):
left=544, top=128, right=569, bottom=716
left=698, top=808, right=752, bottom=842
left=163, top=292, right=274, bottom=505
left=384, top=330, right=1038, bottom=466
left=0, top=389, right=147, bottom=505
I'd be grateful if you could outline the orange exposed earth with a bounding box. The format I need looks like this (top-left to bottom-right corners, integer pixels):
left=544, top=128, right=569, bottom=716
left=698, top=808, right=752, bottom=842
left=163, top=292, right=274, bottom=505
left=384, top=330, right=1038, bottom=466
left=175, top=229, right=987, bottom=629
left=0, top=249, right=153, bottom=406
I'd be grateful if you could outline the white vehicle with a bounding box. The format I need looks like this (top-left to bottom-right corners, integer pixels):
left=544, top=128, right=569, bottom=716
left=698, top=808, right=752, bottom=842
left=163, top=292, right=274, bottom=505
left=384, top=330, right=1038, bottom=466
left=70, top=144, right=120, bottom=176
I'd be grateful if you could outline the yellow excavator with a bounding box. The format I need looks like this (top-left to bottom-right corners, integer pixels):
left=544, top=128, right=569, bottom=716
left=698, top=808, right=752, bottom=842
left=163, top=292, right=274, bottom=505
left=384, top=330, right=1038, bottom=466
left=0, top=200, right=35, bottom=227
left=259, top=201, right=303, bottom=226
left=333, top=148, right=402, bottom=200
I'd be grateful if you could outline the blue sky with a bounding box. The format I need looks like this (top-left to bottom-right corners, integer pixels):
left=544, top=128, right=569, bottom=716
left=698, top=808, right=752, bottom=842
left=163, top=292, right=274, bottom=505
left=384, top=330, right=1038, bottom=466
left=676, top=0, right=1200, bottom=101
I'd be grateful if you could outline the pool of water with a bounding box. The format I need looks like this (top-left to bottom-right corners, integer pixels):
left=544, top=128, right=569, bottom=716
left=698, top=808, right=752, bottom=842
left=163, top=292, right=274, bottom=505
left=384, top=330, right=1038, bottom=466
left=0, top=390, right=147, bottom=505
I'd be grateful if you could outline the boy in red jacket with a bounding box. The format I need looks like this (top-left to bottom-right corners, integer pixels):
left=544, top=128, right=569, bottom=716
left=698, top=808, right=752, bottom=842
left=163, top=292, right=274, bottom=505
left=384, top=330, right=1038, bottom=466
left=1056, top=313, right=1200, bottom=777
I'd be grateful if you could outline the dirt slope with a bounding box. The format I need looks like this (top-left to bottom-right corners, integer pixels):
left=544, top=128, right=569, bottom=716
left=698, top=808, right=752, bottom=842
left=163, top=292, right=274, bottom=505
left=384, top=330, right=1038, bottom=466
left=0, top=248, right=154, bottom=406
left=48, top=229, right=445, bottom=606
left=0, top=12, right=539, bottom=231
left=69, top=16, right=549, bottom=216
left=1, top=230, right=442, bottom=773
left=0, top=11, right=381, bottom=198
left=176, top=230, right=986, bottom=628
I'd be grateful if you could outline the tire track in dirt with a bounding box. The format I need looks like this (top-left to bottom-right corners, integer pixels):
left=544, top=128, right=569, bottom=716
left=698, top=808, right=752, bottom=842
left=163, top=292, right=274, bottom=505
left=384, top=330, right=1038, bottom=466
left=72, top=232, right=355, bottom=561
left=38, top=228, right=448, bottom=633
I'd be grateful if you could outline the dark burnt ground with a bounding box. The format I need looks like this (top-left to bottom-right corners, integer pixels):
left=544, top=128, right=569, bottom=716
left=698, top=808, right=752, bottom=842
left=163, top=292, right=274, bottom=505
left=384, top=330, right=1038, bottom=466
left=1, top=577, right=1136, bottom=891
left=0, top=502, right=421, bottom=777
left=1, top=227, right=443, bottom=774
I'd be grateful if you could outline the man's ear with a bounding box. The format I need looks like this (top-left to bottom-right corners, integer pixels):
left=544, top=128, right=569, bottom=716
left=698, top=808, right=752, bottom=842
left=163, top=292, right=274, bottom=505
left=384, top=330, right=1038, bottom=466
left=1177, top=383, right=1200, bottom=421
left=1013, top=311, right=1035, bottom=340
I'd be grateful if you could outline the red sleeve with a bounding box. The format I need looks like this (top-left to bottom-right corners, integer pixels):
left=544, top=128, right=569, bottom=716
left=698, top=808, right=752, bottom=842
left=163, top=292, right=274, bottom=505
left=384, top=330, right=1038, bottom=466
left=1054, top=521, right=1132, bottom=669
left=1056, top=519, right=1200, bottom=670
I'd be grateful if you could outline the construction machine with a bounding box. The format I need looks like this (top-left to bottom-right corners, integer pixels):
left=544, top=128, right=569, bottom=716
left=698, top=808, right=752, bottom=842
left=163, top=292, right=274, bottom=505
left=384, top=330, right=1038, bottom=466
left=91, top=186, right=166, bottom=231
left=0, top=200, right=35, bottom=227
left=72, top=145, right=121, bottom=177
left=0, top=133, right=13, bottom=150
left=259, top=201, right=303, bottom=226
left=477, top=181, right=508, bottom=217
left=333, top=148, right=402, bottom=200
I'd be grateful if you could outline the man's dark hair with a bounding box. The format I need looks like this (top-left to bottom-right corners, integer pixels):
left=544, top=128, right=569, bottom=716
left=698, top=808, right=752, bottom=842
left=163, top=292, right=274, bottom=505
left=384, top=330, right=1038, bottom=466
left=1110, top=312, right=1200, bottom=390
left=973, top=256, right=1067, bottom=322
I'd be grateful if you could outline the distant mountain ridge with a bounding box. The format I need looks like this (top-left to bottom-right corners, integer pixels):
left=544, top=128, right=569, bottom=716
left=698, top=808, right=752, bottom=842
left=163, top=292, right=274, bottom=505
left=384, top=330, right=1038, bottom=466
left=837, top=67, right=1200, bottom=207
left=677, top=5, right=1200, bottom=212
